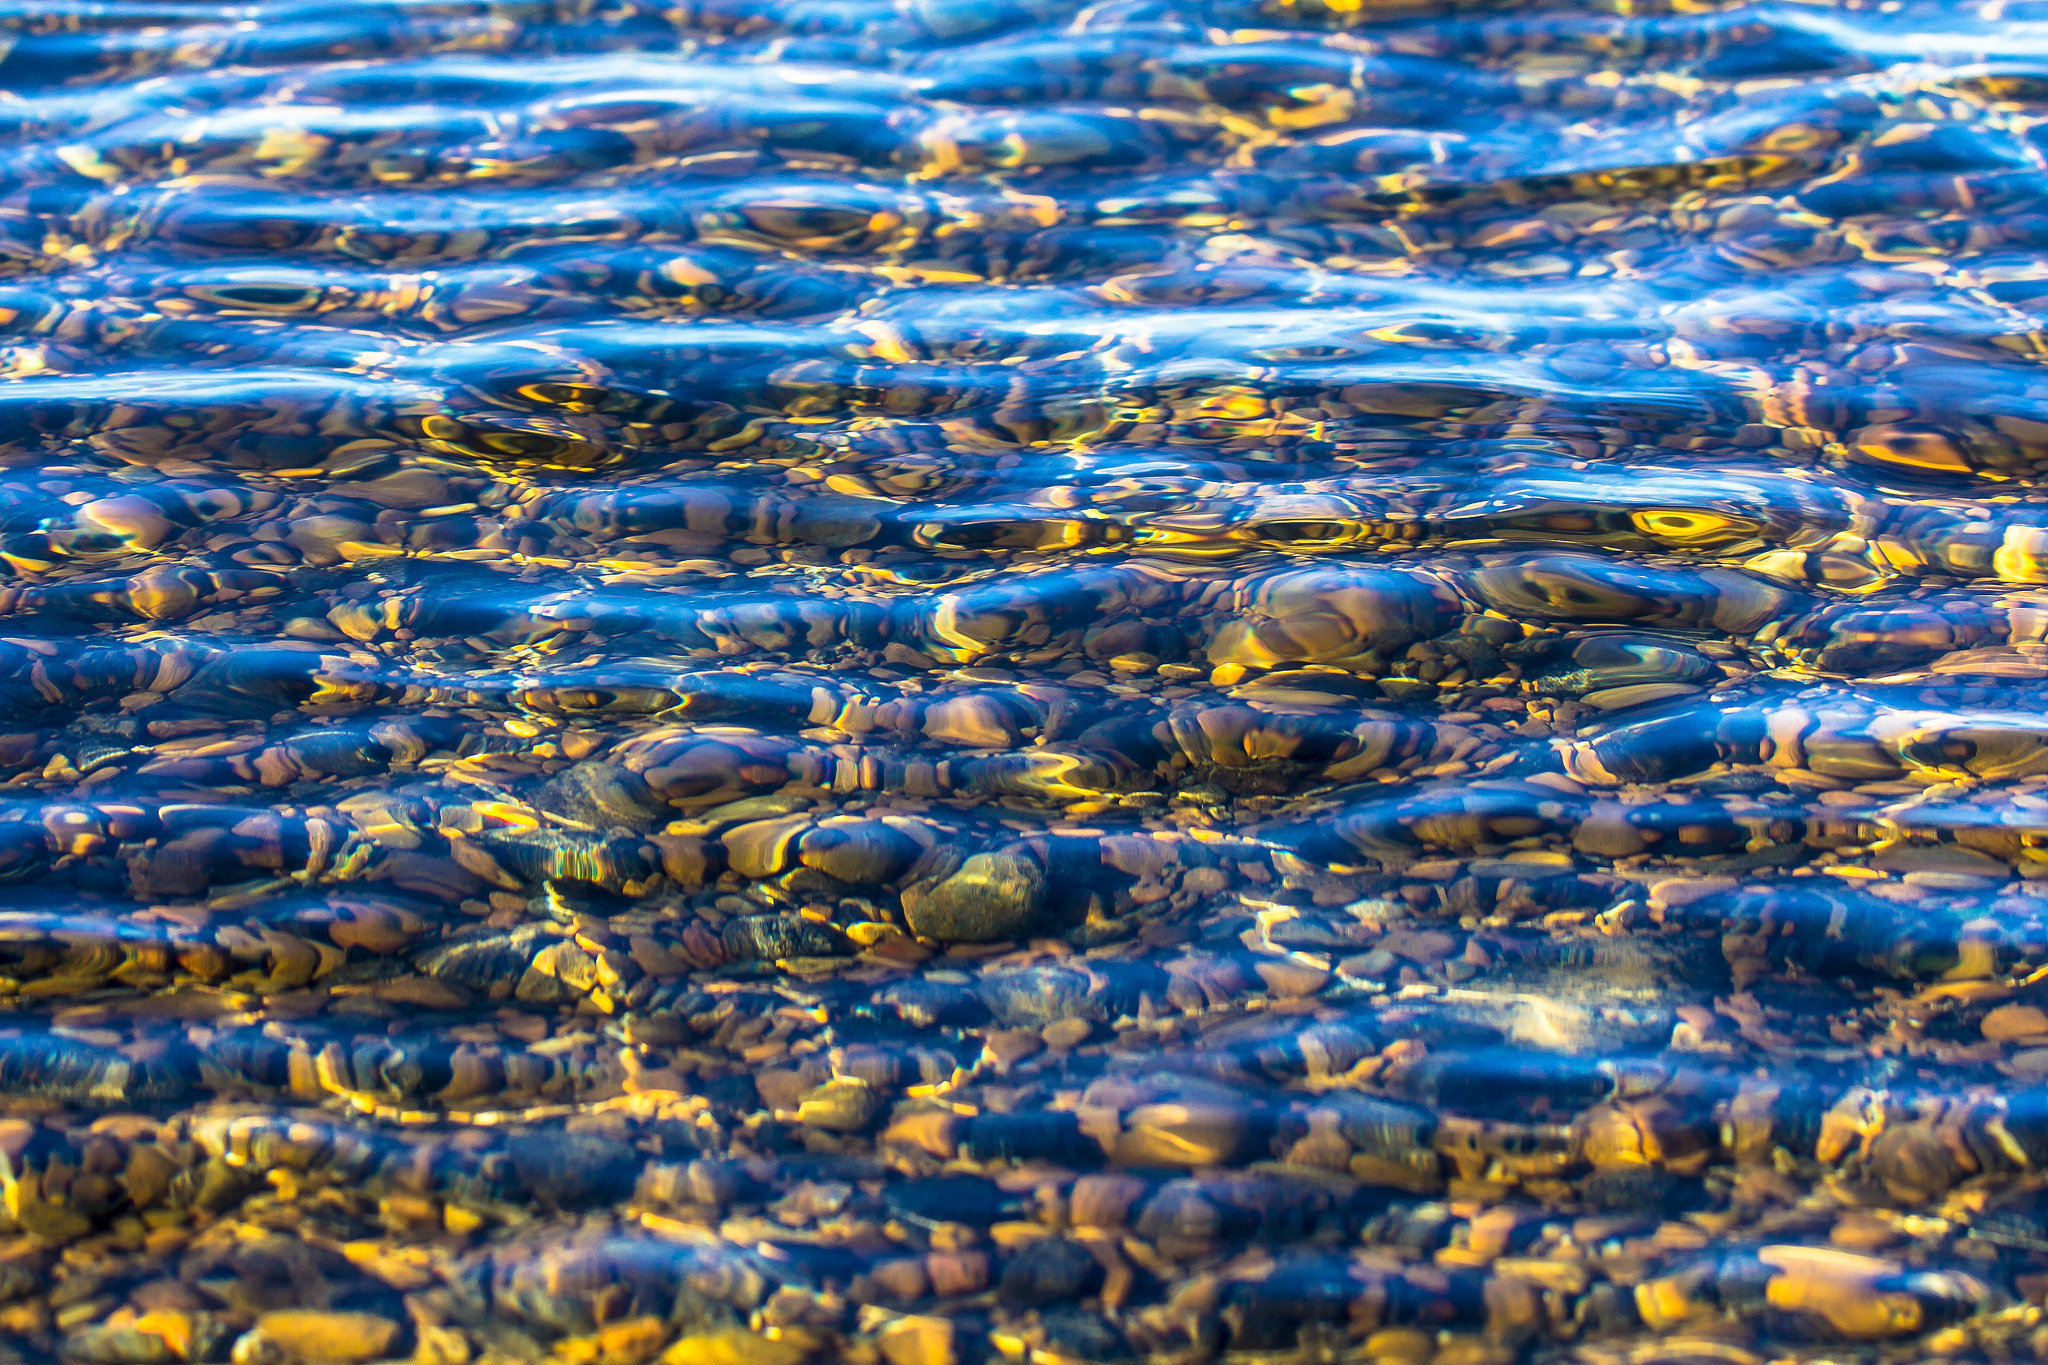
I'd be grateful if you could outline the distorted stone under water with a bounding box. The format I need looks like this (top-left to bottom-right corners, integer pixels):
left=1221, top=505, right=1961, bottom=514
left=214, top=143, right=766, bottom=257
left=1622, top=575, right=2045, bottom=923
left=3, top=1, right=2048, bottom=1363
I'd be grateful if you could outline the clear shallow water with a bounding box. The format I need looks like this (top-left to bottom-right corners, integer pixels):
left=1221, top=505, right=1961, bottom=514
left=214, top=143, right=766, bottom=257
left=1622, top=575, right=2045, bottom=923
left=7, top=1, right=2048, bottom=1363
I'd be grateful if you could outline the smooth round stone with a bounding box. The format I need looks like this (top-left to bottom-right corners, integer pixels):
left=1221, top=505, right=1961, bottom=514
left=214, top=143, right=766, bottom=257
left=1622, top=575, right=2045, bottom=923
left=902, top=850, right=1046, bottom=943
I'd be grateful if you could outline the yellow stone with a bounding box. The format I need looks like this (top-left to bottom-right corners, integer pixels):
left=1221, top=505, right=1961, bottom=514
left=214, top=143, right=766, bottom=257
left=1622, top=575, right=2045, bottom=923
left=879, top=1110, right=961, bottom=1159
left=1758, top=1245, right=1923, bottom=1339
left=877, top=1317, right=954, bottom=1365
left=595, top=1318, right=670, bottom=1365
left=660, top=1330, right=805, bottom=1365
left=415, top=1326, right=471, bottom=1365
left=1850, top=425, right=1974, bottom=477
left=133, top=1312, right=193, bottom=1360
left=1984, top=1003, right=2048, bottom=1040
left=340, top=1240, right=438, bottom=1290
left=1493, top=1257, right=1591, bottom=1294
left=254, top=1310, right=402, bottom=1363
left=1430, top=1338, right=1514, bottom=1365
left=1633, top=1275, right=1696, bottom=1329
left=795, top=1077, right=879, bottom=1132
left=1361, top=1327, right=1432, bottom=1364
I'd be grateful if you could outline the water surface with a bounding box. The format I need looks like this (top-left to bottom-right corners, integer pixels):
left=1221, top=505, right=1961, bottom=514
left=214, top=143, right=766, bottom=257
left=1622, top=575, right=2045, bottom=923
left=0, top=2, right=2046, bottom=1363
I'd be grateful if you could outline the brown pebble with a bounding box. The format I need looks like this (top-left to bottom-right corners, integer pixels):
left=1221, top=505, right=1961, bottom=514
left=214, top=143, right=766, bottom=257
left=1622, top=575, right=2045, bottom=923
left=925, top=1250, right=989, bottom=1296
left=796, top=1077, right=880, bottom=1131
left=373, top=977, right=471, bottom=1009
left=983, top=1028, right=1042, bottom=1069
left=1379, top=929, right=1457, bottom=963
left=1254, top=960, right=1329, bottom=996
left=866, top=1258, right=930, bottom=1301
left=1985, top=1003, right=2048, bottom=1040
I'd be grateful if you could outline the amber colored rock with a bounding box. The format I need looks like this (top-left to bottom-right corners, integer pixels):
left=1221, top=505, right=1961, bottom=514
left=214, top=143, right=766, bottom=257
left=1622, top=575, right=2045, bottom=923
left=877, top=1316, right=954, bottom=1365
left=1431, top=1338, right=1515, bottom=1365
left=1985, top=1003, right=2048, bottom=1040
left=1830, top=1212, right=1905, bottom=1252
left=1361, top=1328, right=1433, bottom=1364
left=864, top=1258, right=930, bottom=1302
left=1484, top=1275, right=1543, bottom=1336
left=1632, top=1274, right=1698, bottom=1330
left=1867, top=1121, right=1961, bottom=1204
left=880, top=1110, right=961, bottom=1159
left=252, top=1311, right=402, bottom=1363
left=594, top=1317, right=671, bottom=1365
left=795, top=1077, right=880, bottom=1131
left=661, top=1331, right=805, bottom=1365
left=341, top=1240, right=438, bottom=1291
left=1760, top=1246, right=1924, bottom=1339
left=133, top=1312, right=196, bottom=1360
left=1571, top=805, right=1650, bottom=857
left=327, top=902, right=425, bottom=955
left=1572, top=1097, right=1703, bottom=1169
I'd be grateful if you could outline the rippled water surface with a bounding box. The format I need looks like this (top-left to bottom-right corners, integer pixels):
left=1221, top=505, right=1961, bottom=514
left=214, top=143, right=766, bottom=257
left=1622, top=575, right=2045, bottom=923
left=15, top=0, right=2048, bottom=1362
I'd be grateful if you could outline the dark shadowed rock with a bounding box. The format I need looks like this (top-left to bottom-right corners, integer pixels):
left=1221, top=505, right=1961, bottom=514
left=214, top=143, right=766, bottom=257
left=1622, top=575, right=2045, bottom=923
left=533, top=761, right=669, bottom=832
left=721, top=913, right=849, bottom=961
left=506, top=1132, right=638, bottom=1210
left=999, top=1237, right=1103, bottom=1307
